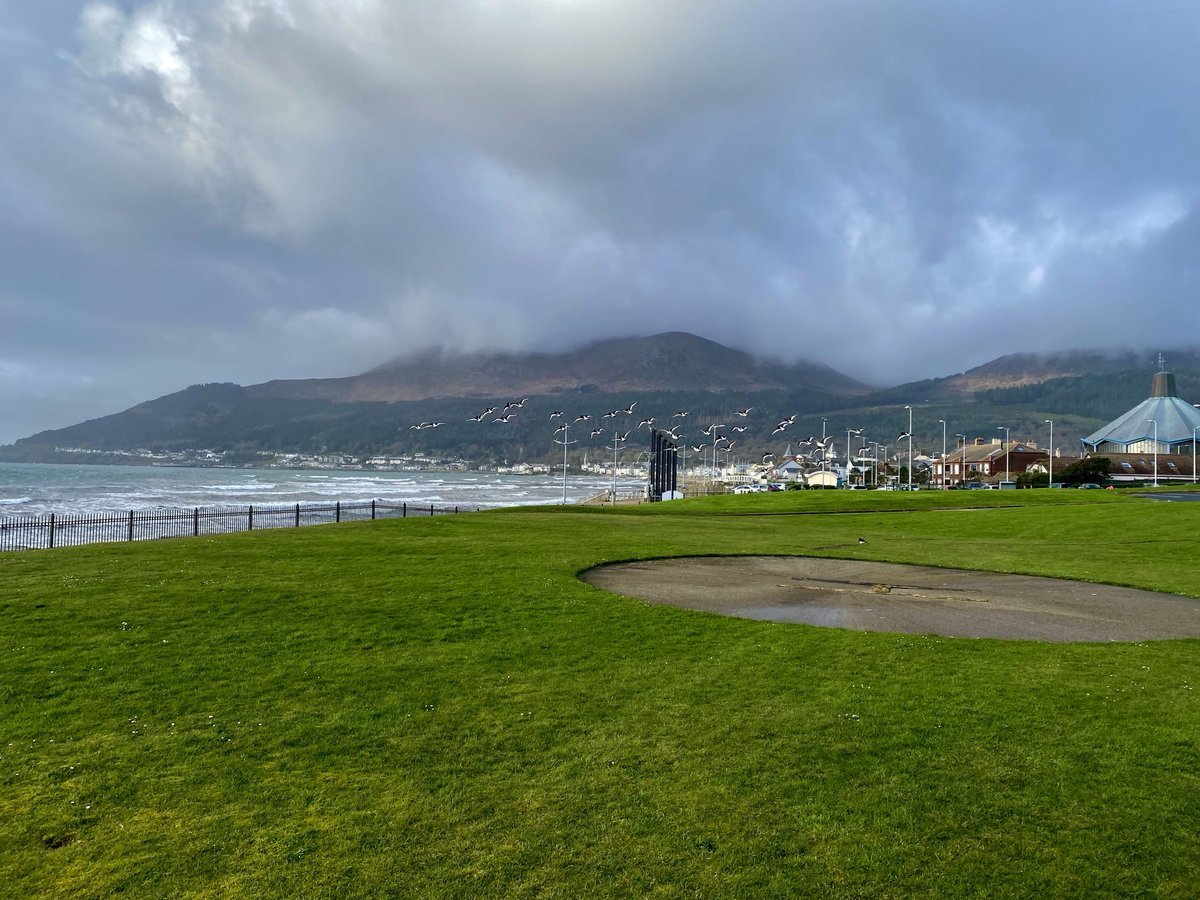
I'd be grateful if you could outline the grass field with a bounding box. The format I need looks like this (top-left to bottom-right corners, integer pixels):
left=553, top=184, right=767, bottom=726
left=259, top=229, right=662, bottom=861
left=2, top=489, right=1199, bottom=897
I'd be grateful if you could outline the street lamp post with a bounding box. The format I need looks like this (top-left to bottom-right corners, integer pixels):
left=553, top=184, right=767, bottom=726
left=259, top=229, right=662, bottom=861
left=554, top=423, right=578, bottom=505
left=955, top=434, right=966, bottom=487
left=905, top=406, right=913, bottom=490
left=938, top=419, right=947, bottom=489
left=1194, top=426, right=1199, bottom=484
left=846, top=428, right=854, bottom=487
left=997, top=426, right=1010, bottom=484
left=1148, top=419, right=1158, bottom=486
left=610, top=429, right=623, bottom=505
left=1045, top=419, right=1054, bottom=488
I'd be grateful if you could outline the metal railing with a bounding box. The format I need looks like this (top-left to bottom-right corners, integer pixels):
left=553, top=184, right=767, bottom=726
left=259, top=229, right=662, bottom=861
left=0, top=500, right=476, bottom=552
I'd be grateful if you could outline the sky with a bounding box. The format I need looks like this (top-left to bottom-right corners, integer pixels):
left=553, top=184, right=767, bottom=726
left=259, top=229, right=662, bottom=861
left=2, top=1, right=1199, bottom=443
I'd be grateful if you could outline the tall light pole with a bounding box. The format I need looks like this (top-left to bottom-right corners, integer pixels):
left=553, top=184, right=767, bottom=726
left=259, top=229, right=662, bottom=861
left=1148, top=419, right=1158, bottom=486
left=554, top=423, right=578, bottom=504
left=938, top=419, right=947, bottom=489
left=609, top=429, right=624, bottom=505
left=821, top=417, right=828, bottom=472
left=1194, top=425, right=1199, bottom=484
left=955, top=434, right=966, bottom=487
left=846, top=427, right=854, bottom=487
left=997, top=426, right=1010, bottom=485
left=1045, top=420, right=1054, bottom=488
left=871, top=442, right=881, bottom=487
left=905, top=405, right=913, bottom=490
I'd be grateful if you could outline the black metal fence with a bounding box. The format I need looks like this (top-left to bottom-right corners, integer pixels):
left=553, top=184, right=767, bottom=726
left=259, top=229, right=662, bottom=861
left=0, top=500, right=477, bottom=553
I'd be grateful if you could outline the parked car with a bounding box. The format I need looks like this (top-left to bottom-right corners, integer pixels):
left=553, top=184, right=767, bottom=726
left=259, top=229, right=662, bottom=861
left=1078, top=482, right=1103, bottom=490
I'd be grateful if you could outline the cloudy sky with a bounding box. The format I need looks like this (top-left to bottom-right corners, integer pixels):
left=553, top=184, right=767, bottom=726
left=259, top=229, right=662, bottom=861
left=2, top=1, right=1198, bottom=442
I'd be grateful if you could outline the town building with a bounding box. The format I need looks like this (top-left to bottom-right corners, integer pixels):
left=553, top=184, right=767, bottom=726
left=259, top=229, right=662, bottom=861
left=1081, top=365, right=1200, bottom=481
left=935, top=438, right=1049, bottom=486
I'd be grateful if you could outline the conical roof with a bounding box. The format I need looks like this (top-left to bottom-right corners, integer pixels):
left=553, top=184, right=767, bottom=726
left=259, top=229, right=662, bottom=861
left=1083, top=370, right=1200, bottom=447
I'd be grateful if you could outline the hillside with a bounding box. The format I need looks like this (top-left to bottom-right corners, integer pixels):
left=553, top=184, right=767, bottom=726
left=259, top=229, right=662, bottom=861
left=246, top=332, right=870, bottom=403
left=4, top=336, right=1199, bottom=465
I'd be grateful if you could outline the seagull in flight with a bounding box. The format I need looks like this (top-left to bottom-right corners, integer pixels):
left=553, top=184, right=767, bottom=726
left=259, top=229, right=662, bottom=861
left=549, top=411, right=563, bottom=419
left=637, top=417, right=655, bottom=429
left=672, top=410, right=689, bottom=419
left=493, top=414, right=517, bottom=423
left=623, top=402, right=637, bottom=415
left=573, top=414, right=591, bottom=423
left=590, top=428, right=605, bottom=437
left=467, top=413, right=487, bottom=422
left=601, top=409, right=619, bottom=419
left=731, top=425, right=747, bottom=433
left=735, top=407, right=754, bottom=417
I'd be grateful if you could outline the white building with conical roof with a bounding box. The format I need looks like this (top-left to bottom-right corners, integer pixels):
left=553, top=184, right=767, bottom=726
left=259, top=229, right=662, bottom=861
left=1082, top=369, right=1200, bottom=456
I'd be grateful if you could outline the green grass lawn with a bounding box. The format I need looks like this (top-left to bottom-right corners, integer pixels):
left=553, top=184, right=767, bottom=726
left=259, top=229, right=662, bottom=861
left=2, top=490, right=1199, bottom=897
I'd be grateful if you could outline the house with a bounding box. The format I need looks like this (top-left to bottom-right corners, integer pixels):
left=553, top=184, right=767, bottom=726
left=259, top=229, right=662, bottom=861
left=935, top=438, right=1049, bottom=486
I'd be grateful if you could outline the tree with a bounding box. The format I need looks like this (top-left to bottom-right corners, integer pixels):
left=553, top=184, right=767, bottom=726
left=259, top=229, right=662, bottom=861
left=1057, top=456, right=1111, bottom=485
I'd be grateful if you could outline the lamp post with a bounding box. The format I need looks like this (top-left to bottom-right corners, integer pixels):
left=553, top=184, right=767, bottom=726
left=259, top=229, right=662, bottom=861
left=905, top=405, right=913, bottom=490
left=871, top=442, right=881, bottom=487
left=1148, top=419, right=1158, bottom=486
left=822, top=417, right=828, bottom=472
left=938, top=419, right=947, bottom=489
left=609, top=429, right=624, bottom=505
left=955, top=434, right=966, bottom=487
left=554, top=423, right=578, bottom=504
left=997, top=426, right=1010, bottom=485
left=846, top=428, right=854, bottom=487
left=1194, top=426, right=1199, bottom=484
left=1045, top=419, right=1054, bottom=488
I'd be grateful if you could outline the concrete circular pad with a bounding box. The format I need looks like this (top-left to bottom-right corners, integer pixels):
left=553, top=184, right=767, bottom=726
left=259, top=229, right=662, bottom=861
left=581, top=556, right=1200, bottom=642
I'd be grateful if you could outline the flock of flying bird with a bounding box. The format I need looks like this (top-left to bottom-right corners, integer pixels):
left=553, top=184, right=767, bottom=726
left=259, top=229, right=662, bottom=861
left=409, top=400, right=866, bottom=468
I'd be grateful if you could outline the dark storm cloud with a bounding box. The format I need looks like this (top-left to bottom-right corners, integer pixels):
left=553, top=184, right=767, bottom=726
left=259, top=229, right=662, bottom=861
left=2, top=0, right=1199, bottom=441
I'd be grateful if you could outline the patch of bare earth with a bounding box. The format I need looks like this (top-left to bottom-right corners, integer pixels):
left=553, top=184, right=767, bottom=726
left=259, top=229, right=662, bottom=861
left=582, top=556, right=1200, bottom=642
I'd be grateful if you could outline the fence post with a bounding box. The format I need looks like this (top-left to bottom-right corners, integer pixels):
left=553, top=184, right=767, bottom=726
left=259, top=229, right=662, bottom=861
left=295, top=503, right=300, bottom=528
left=336, top=501, right=341, bottom=523
left=402, top=502, right=406, bottom=518
left=48, top=513, right=55, bottom=549
left=194, top=508, right=199, bottom=537
left=430, top=503, right=434, bottom=516
left=248, top=505, right=253, bottom=531
left=371, top=500, right=376, bottom=520
left=128, top=510, right=134, bottom=542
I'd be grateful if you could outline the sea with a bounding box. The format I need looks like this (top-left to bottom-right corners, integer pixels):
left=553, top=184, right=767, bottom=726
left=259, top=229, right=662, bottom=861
left=0, top=462, right=643, bottom=518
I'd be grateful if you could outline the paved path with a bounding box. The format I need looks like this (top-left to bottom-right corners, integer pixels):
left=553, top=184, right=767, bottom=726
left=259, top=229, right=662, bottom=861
left=582, top=556, right=1200, bottom=642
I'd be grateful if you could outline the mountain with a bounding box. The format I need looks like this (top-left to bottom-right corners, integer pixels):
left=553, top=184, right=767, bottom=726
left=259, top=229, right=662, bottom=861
left=246, top=332, right=870, bottom=403
left=4, top=335, right=1198, bottom=465
left=0, top=333, right=870, bottom=462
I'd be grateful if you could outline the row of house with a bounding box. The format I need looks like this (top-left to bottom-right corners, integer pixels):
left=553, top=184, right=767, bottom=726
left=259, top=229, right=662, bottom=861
left=759, top=367, right=1200, bottom=487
